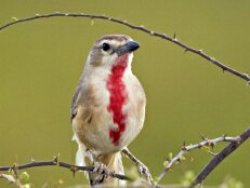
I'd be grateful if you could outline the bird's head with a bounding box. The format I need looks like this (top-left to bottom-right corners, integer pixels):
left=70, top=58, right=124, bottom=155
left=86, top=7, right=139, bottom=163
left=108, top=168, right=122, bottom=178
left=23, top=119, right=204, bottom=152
left=86, top=34, right=140, bottom=69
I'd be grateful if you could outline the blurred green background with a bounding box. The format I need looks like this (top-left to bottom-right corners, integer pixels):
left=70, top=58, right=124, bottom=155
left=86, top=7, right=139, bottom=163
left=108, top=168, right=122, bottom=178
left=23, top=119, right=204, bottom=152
left=0, top=0, right=249, bottom=187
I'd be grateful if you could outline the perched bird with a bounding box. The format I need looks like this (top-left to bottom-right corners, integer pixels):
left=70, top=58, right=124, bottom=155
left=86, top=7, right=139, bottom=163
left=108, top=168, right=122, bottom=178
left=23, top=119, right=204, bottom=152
left=71, top=34, right=146, bottom=187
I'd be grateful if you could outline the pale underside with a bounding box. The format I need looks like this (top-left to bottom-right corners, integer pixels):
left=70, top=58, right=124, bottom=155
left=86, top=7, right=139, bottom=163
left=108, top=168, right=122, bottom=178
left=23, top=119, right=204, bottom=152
left=72, top=64, right=146, bottom=155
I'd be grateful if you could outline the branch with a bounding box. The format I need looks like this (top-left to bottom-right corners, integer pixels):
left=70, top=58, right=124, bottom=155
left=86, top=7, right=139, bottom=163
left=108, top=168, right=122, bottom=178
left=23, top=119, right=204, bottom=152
left=157, top=128, right=249, bottom=183
left=190, top=127, right=250, bottom=187
left=0, top=174, right=23, bottom=188
left=0, top=12, right=249, bottom=83
left=122, top=147, right=155, bottom=186
left=0, top=157, right=129, bottom=181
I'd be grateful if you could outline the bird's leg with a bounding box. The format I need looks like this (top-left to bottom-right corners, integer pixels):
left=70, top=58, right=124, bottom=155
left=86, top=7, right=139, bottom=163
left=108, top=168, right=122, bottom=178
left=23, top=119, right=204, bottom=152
left=122, top=147, right=154, bottom=184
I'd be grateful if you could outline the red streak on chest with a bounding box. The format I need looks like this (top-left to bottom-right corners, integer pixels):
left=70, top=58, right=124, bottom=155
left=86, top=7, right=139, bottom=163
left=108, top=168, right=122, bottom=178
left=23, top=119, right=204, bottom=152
left=106, top=54, right=128, bottom=145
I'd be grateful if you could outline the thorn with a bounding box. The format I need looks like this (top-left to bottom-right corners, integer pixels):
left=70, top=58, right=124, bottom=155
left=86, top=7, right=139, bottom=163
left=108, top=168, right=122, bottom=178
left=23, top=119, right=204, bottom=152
left=210, top=142, right=215, bottom=148
left=150, top=31, right=155, bottom=35
left=54, top=156, right=58, bottom=164
left=181, top=141, right=187, bottom=150
left=222, top=134, right=227, bottom=140
left=184, top=49, right=189, bottom=54
left=173, top=32, right=176, bottom=39
left=65, top=13, right=69, bottom=16
left=70, top=166, right=77, bottom=177
left=176, top=158, right=181, bottom=163
left=222, top=68, right=226, bottom=73
left=10, top=163, right=18, bottom=178
left=200, top=135, right=206, bottom=141
left=35, top=14, right=40, bottom=16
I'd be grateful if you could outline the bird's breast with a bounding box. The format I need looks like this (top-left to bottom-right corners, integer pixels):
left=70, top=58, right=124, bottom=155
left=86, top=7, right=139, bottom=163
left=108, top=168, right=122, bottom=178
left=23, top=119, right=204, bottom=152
left=106, top=54, right=129, bottom=146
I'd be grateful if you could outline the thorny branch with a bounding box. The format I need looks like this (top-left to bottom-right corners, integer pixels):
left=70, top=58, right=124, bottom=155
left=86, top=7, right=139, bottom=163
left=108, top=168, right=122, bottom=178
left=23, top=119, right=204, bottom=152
left=190, top=127, right=250, bottom=187
left=157, top=135, right=236, bottom=182
left=157, top=127, right=250, bottom=187
left=0, top=157, right=129, bottom=181
left=0, top=12, right=250, bottom=83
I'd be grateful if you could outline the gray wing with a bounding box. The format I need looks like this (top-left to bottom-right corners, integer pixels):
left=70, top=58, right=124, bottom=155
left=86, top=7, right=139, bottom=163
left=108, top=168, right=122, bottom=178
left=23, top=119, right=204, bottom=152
left=70, top=83, right=82, bottom=120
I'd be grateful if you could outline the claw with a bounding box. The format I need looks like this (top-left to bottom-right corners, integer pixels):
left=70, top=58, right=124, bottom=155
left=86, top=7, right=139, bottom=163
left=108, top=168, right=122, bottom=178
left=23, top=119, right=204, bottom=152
left=136, top=161, right=151, bottom=179
left=93, top=162, right=108, bottom=176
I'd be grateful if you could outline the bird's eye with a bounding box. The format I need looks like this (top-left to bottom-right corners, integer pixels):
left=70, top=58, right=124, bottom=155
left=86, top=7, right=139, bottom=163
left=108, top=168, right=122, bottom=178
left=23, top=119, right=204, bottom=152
left=102, top=43, right=110, bottom=51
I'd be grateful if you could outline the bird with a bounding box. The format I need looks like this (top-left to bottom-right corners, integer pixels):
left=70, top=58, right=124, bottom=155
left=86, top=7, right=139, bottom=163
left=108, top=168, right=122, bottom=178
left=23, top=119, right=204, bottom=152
left=71, top=34, right=146, bottom=187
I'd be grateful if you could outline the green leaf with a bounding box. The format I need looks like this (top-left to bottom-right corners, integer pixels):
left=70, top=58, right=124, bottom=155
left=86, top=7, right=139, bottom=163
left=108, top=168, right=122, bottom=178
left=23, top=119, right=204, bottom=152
left=19, top=171, right=30, bottom=184
left=168, top=152, right=173, bottom=160
left=11, top=17, right=18, bottom=21
left=163, top=160, right=169, bottom=167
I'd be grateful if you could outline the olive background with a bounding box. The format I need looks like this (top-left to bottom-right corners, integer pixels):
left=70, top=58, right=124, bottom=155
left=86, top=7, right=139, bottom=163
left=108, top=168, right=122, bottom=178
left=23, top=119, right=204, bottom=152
left=0, top=1, right=250, bottom=187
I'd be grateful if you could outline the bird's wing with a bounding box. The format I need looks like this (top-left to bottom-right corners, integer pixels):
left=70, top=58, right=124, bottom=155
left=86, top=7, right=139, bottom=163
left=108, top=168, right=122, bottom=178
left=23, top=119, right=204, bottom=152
left=70, top=83, right=82, bottom=120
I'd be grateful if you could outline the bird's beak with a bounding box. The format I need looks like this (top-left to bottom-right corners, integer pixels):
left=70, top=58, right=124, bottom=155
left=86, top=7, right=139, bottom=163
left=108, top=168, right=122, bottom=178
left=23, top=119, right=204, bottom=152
left=116, top=41, right=140, bottom=56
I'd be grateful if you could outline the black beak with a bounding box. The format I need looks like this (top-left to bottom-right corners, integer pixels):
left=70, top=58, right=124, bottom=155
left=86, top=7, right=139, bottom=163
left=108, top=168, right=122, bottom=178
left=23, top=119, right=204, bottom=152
left=116, top=41, right=140, bottom=56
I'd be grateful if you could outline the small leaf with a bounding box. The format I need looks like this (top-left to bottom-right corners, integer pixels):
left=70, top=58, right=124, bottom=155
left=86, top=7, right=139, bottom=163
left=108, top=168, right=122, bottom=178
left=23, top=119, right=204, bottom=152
left=180, top=170, right=195, bottom=186
left=153, top=176, right=159, bottom=184
left=168, top=152, right=173, bottom=160
left=180, top=155, right=186, bottom=161
left=163, top=160, right=169, bottom=167
left=23, top=184, right=31, bottom=188
left=11, top=17, right=18, bottom=21
left=125, top=166, right=139, bottom=181
left=201, top=145, right=212, bottom=152
left=91, top=19, right=95, bottom=26
left=19, top=171, right=30, bottom=184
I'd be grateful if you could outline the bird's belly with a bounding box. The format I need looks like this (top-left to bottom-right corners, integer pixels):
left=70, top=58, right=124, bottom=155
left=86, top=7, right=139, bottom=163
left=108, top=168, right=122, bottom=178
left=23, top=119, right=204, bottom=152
left=73, top=104, right=144, bottom=154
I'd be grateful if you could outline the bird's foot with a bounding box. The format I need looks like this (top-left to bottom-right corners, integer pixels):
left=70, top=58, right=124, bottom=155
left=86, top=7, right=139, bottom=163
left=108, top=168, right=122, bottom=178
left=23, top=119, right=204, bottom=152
left=93, top=161, right=109, bottom=176
left=136, top=160, right=152, bottom=181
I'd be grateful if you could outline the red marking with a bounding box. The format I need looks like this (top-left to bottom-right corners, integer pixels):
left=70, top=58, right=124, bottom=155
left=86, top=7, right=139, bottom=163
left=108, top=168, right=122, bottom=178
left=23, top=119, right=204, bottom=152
left=107, top=54, right=128, bottom=145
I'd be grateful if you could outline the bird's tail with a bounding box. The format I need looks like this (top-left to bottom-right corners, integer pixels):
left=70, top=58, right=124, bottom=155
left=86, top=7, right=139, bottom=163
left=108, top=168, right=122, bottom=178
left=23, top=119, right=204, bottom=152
left=76, top=146, right=125, bottom=187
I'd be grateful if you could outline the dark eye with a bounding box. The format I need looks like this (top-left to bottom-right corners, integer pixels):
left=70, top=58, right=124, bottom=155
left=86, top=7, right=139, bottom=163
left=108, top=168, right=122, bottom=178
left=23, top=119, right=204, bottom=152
left=102, top=43, right=110, bottom=51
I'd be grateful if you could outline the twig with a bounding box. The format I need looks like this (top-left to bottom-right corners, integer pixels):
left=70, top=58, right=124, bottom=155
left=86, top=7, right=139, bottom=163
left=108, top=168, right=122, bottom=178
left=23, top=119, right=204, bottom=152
left=58, top=162, right=129, bottom=180
left=0, top=157, right=129, bottom=181
left=122, top=148, right=155, bottom=186
left=0, top=12, right=249, bottom=83
left=190, top=127, right=250, bottom=187
left=0, top=158, right=57, bottom=171
left=0, top=174, right=23, bottom=188
left=157, top=134, right=240, bottom=182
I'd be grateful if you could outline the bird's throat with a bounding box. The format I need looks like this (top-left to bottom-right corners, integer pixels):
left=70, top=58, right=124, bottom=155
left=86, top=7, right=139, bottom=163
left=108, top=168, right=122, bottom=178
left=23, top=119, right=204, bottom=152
left=107, top=54, right=129, bottom=145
